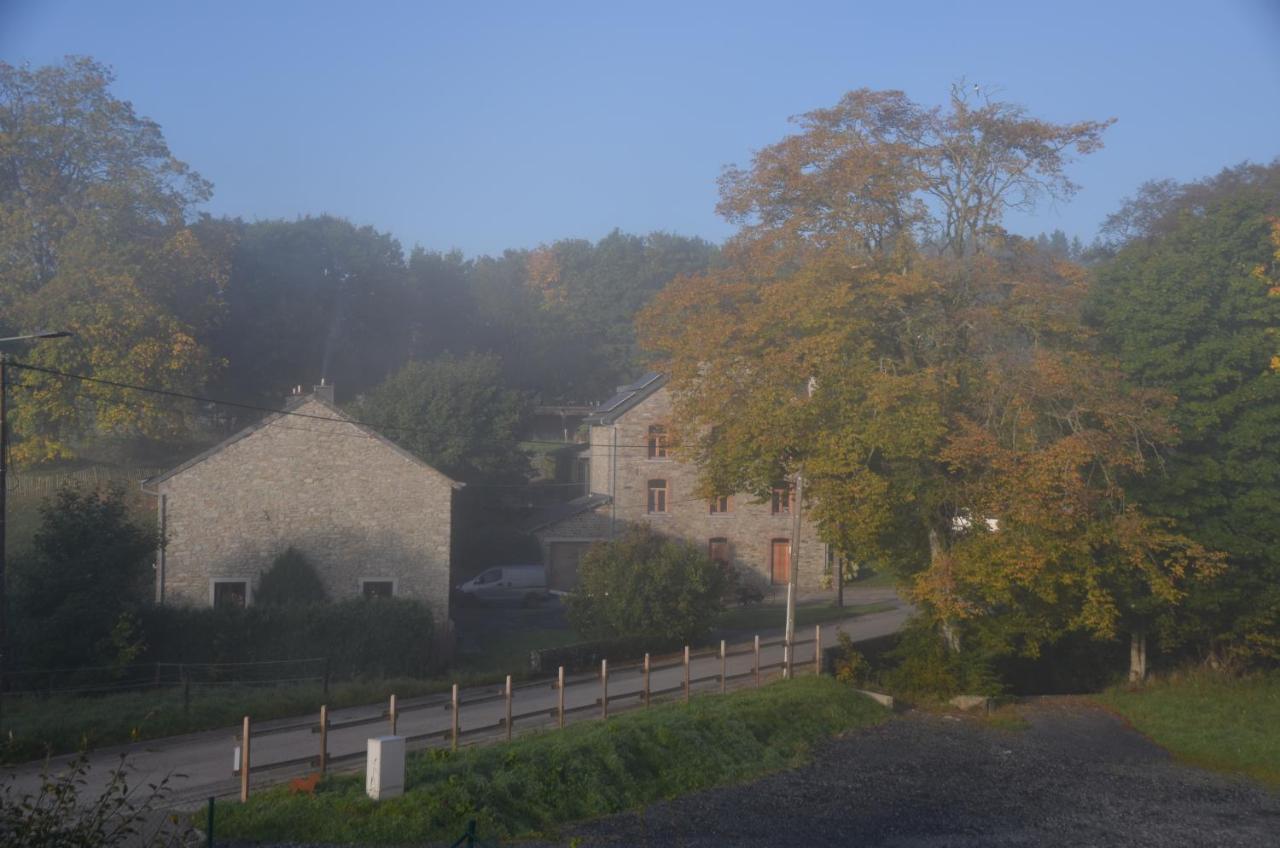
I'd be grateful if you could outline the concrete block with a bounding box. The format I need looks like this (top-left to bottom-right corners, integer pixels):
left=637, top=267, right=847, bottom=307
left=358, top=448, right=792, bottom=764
left=949, top=695, right=991, bottom=711
left=855, top=689, right=895, bottom=709
left=366, top=735, right=406, bottom=800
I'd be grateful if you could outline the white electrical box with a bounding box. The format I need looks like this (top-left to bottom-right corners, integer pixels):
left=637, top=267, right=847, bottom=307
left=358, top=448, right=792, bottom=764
left=366, top=735, right=406, bottom=800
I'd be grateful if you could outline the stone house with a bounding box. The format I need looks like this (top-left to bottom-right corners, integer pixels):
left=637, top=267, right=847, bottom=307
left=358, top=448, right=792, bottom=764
left=527, top=373, right=833, bottom=595
left=144, top=383, right=461, bottom=645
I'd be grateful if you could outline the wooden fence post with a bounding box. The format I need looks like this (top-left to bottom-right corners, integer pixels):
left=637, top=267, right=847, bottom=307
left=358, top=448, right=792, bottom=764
left=720, top=640, right=727, bottom=695
left=683, top=646, right=690, bottom=703
left=505, top=675, right=513, bottom=742
left=601, top=659, right=608, bottom=719
left=389, top=693, right=398, bottom=735
left=754, top=635, right=761, bottom=688
left=318, top=705, right=328, bottom=775
left=239, top=716, right=251, bottom=803
left=451, top=683, right=459, bottom=751
left=643, top=653, right=650, bottom=707
left=814, top=625, right=822, bottom=676
left=557, top=666, right=565, bottom=729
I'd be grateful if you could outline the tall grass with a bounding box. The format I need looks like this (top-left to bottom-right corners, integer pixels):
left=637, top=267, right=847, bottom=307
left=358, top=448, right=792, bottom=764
left=1096, top=670, right=1280, bottom=785
left=215, top=676, right=888, bottom=844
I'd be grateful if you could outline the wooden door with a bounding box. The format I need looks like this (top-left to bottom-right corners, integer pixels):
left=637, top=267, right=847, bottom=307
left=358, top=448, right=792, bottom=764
left=770, top=539, right=791, bottom=585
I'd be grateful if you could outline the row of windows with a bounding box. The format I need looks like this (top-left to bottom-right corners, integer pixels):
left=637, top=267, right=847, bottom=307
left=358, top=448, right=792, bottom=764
left=211, top=578, right=394, bottom=608
left=646, top=479, right=794, bottom=515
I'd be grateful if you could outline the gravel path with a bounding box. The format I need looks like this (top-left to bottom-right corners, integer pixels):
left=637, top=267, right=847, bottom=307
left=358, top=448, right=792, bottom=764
left=528, top=698, right=1280, bottom=847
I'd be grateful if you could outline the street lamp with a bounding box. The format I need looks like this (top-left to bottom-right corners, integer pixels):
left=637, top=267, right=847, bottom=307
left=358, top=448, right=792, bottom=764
left=0, top=330, right=73, bottom=711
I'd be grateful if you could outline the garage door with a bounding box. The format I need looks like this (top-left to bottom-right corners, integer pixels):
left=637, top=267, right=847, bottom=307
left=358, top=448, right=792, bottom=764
left=548, top=542, right=591, bottom=591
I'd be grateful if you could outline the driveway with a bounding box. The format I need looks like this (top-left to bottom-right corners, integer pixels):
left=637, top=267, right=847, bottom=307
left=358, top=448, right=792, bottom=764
left=537, top=698, right=1280, bottom=847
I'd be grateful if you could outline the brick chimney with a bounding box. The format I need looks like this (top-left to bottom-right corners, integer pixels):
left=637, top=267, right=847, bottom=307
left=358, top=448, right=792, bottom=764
left=313, top=378, right=335, bottom=404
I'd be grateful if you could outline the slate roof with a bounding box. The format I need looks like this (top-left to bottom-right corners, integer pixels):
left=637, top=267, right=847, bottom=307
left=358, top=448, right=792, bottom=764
left=583, top=372, right=667, bottom=425
left=145, top=394, right=464, bottom=490
left=518, top=493, right=612, bottom=534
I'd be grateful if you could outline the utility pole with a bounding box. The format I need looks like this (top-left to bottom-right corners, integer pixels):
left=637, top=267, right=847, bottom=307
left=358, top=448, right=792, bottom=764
left=783, top=470, right=803, bottom=677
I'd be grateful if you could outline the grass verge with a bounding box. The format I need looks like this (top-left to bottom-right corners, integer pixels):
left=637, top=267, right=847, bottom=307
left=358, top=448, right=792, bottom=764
left=715, top=601, right=895, bottom=634
left=1095, top=670, right=1280, bottom=786
left=214, top=676, right=889, bottom=844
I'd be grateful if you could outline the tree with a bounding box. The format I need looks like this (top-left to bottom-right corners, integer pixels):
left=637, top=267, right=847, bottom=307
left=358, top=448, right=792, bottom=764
left=640, top=86, right=1219, bottom=678
left=348, top=353, right=531, bottom=482
left=565, top=526, right=727, bottom=644
left=0, top=57, right=228, bottom=461
left=10, top=485, right=157, bottom=670
left=1090, top=161, right=1280, bottom=666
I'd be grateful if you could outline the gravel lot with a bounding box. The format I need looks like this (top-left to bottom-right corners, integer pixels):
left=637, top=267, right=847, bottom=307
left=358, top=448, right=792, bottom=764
left=529, top=698, right=1280, bottom=848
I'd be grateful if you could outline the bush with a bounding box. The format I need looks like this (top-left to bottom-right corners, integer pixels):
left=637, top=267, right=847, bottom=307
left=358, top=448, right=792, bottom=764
left=878, top=617, right=1002, bottom=701
left=138, top=598, right=433, bottom=679
left=565, top=526, right=727, bottom=644
left=9, top=485, right=157, bottom=671
left=255, top=547, right=328, bottom=606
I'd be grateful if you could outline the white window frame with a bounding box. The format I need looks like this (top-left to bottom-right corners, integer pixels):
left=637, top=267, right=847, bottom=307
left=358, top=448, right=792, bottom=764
left=209, top=577, right=253, bottom=608
left=359, top=577, right=399, bottom=598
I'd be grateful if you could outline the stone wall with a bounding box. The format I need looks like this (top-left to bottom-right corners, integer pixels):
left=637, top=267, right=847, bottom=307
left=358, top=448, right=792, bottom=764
left=154, top=396, right=457, bottom=635
left=585, top=386, right=832, bottom=596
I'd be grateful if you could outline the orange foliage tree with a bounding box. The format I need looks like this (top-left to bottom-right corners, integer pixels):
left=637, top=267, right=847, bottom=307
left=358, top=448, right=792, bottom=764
left=640, top=86, right=1221, bottom=678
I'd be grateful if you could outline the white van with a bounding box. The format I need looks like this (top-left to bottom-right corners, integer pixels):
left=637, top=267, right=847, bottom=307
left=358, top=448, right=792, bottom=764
left=456, top=564, right=549, bottom=605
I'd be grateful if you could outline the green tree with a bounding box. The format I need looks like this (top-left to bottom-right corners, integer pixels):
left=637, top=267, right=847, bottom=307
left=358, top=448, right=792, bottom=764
left=348, top=353, right=531, bottom=482
left=0, top=57, right=228, bottom=461
left=640, top=86, right=1219, bottom=679
left=1090, top=161, right=1280, bottom=665
left=10, top=485, right=157, bottom=670
left=565, top=526, right=727, bottom=643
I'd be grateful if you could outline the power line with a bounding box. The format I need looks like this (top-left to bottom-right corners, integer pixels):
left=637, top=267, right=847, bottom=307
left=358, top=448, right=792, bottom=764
left=8, top=360, right=676, bottom=451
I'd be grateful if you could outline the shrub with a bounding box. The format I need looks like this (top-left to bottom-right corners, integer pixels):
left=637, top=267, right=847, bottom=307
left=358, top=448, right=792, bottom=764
left=255, top=547, right=328, bottom=606
left=879, top=617, right=1002, bottom=700
left=138, top=598, right=433, bottom=679
left=565, top=526, right=727, bottom=644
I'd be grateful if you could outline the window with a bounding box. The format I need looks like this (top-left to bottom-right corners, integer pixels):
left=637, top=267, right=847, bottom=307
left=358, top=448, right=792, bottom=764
left=361, top=579, right=395, bottom=599
left=710, top=495, right=733, bottom=514
left=771, top=485, right=793, bottom=515
left=647, top=424, right=669, bottom=459
left=212, top=579, right=249, bottom=608
left=473, top=568, right=502, bottom=584
left=708, top=537, right=730, bottom=567
left=647, top=478, right=668, bottom=513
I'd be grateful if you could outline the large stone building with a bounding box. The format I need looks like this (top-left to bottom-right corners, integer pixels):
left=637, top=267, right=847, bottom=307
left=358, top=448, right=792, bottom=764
left=527, top=374, right=832, bottom=595
left=145, top=384, right=461, bottom=643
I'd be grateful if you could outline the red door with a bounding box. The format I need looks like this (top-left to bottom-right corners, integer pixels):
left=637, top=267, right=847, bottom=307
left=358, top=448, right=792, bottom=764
left=771, top=539, right=791, bottom=585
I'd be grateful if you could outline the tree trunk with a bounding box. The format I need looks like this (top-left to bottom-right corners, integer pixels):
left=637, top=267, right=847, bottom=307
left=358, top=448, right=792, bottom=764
left=927, top=524, right=962, bottom=653
left=1128, top=629, right=1147, bottom=683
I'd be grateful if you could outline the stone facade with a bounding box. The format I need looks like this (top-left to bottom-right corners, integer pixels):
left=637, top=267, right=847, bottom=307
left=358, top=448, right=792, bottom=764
left=149, top=392, right=460, bottom=641
left=539, top=376, right=833, bottom=596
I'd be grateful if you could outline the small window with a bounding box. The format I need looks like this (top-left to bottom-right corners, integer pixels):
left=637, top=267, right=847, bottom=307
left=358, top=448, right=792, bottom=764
left=710, top=495, right=733, bottom=515
left=212, top=580, right=249, bottom=609
left=362, top=580, right=395, bottom=599
left=708, top=537, right=730, bottom=567
left=647, top=479, right=668, bottom=513
left=647, top=425, right=669, bottom=459
left=771, top=485, right=793, bottom=515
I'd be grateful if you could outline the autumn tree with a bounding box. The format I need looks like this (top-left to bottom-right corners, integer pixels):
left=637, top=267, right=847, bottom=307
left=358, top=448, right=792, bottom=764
left=640, top=86, right=1219, bottom=679
left=0, top=57, right=229, bottom=460
left=1090, top=162, right=1280, bottom=666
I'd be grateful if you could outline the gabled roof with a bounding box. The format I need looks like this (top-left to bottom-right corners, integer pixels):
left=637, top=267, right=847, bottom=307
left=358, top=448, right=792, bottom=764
left=146, top=395, right=464, bottom=490
left=584, top=372, right=667, bottom=425
left=518, top=493, right=612, bottom=534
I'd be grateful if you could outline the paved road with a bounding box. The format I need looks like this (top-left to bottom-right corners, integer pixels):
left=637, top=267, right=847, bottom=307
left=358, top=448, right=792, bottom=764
left=535, top=698, right=1280, bottom=847
left=1, top=600, right=910, bottom=807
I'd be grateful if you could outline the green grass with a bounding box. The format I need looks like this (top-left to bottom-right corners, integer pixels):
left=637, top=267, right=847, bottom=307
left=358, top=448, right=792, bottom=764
left=715, top=601, right=895, bottom=633
left=1095, top=671, right=1280, bottom=785
left=214, top=676, right=889, bottom=844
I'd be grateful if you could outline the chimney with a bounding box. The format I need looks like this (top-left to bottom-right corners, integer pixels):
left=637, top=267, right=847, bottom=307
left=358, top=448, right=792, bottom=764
left=284, top=384, right=304, bottom=406
left=313, top=377, right=335, bottom=404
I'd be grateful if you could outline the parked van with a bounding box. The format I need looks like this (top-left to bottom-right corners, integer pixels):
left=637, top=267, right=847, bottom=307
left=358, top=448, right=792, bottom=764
left=456, top=564, right=549, bottom=605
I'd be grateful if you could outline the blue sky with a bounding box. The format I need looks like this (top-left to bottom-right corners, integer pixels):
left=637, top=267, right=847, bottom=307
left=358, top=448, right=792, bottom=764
left=4, top=0, right=1278, bottom=256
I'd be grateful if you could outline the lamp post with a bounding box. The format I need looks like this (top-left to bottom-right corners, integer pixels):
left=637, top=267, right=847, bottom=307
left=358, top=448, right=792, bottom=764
left=0, top=331, right=72, bottom=712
